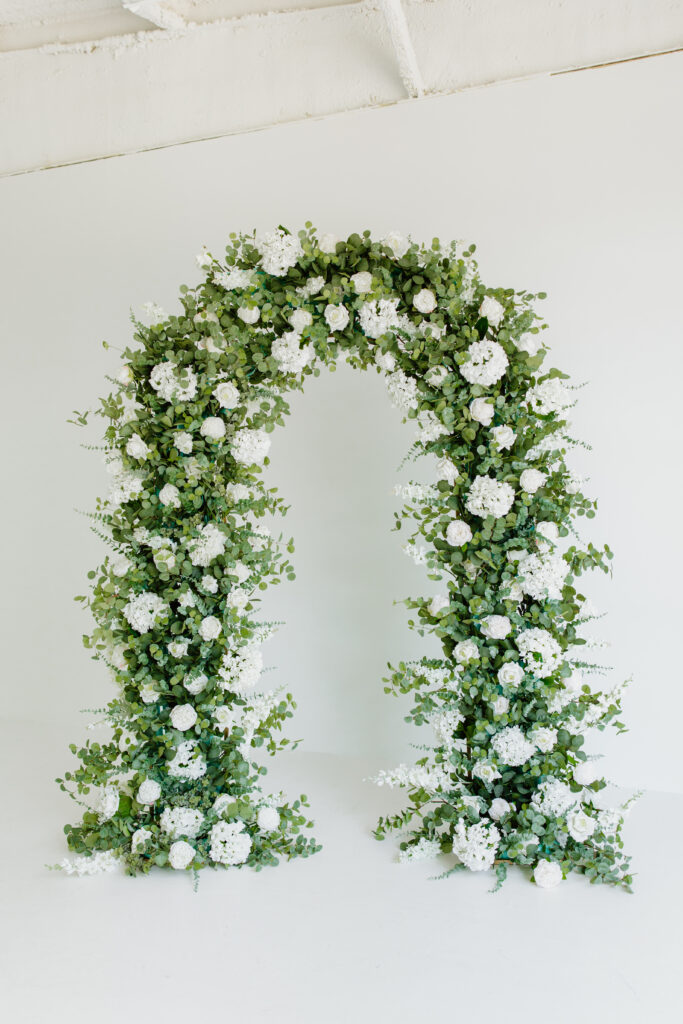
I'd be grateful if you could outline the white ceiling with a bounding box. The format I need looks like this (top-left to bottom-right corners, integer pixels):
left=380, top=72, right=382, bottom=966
left=1, top=0, right=682, bottom=175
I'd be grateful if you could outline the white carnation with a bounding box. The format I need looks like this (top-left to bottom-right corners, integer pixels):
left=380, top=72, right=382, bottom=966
left=489, top=798, right=511, bottom=821
left=257, top=806, right=281, bottom=832
left=174, top=431, right=193, bottom=454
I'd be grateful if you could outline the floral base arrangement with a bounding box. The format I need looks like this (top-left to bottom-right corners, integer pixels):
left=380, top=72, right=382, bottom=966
left=58, top=225, right=633, bottom=890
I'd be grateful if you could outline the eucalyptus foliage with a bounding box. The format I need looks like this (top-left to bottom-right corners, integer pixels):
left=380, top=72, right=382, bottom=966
left=58, top=225, right=632, bottom=888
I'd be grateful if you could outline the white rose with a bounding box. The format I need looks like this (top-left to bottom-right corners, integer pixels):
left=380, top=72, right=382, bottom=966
left=110, top=555, right=131, bottom=577
left=199, top=615, right=222, bottom=641
left=454, top=639, right=479, bottom=663
left=169, top=840, right=195, bottom=870
left=481, top=615, right=511, bottom=640
left=473, top=762, right=501, bottom=785
left=184, top=673, right=208, bottom=696
left=213, top=382, right=240, bottom=409
left=492, top=696, right=509, bottom=716
left=137, top=779, right=161, bottom=805
left=520, top=468, right=547, bottom=494
left=567, top=808, right=597, bottom=843
left=324, top=304, right=350, bottom=331
left=351, top=271, right=373, bottom=293
left=446, top=519, right=473, bottom=546
left=536, top=521, right=559, bottom=544
left=428, top=594, right=449, bottom=617
left=131, top=827, right=152, bottom=852
left=413, top=288, right=437, bottom=314
left=237, top=305, right=259, bottom=324
left=200, top=417, right=226, bottom=441
left=126, top=434, right=149, bottom=460
left=516, top=334, right=542, bottom=356
left=491, top=425, right=516, bottom=450
left=174, top=431, right=193, bottom=454
left=382, top=230, right=409, bottom=258
left=479, top=295, right=505, bottom=327
left=170, top=704, right=198, bottom=731
left=318, top=232, right=339, bottom=253
left=470, top=398, right=494, bottom=426
left=159, top=483, right=180, bottom=508
left=489, top=798, right=511, bottom=821
left=497, top=662, right=524, bottom=687
left=533, top=727, right=558, bottom=753
left=118, top=365, right=134, bottom=385
left=168, top=640, right=189, bottom=658
left=290, top=309, right=313, bottom=332
left=257, top=806, right=281, bottom=832
left=435, top=456, right=459, bottom=485
left=201, top=574, right=218, bottom=594
left=534, top=859, right=563, bottom=889
left=573, top=761, right=600, bottom=786
left=140, top=682, right=160, bottom=704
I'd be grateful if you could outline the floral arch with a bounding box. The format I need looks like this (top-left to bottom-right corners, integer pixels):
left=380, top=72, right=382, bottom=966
left=58, top=225, right=632, bottom=890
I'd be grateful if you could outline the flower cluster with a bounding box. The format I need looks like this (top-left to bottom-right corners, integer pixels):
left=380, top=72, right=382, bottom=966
left=59, top=226, right=630, bottom=892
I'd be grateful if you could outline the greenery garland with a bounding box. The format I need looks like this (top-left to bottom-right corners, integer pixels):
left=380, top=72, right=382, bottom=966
left=57, top=225, right=633, bottom=889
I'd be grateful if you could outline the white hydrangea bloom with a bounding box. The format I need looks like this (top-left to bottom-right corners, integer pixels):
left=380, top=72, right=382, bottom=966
left=257, top=806, right=280, bottom=832
left=59, top=851, right=120, bottom=876
left=188, top=523, right=226, bottom=567
left=201, top=574, right=218, bottom=594
left=225, top=481, right=251, bottom=502
left=214, top=267, right=256, bottom=291
left=200, top=416, right=226, bottom=441
left=296, top=275, right=325, bottom=298
left=271, top=331, right=314, bottom=375
left=150, top=362, right=198, bottom=404
left=123, top=592, right=169, bottom=633
left=417, top=411, right=449, bottom=444
left=531, top=777, right=578, bottom=817
left=516, top=628, right=562, bottom=678
left=491, top=726, right=536, bottom=767
left=131, top=828, right=152, bottom=852
left=525, top=377, right=572, bottom=416
left=209, top=820, right=253, bottom=865
left=516, top=333, right=543, bottom=356
left=430, top=708, right=464, bottom=746
left=385, top=369, right=418, bottom=411
left=452, top=819, right=500, bottom=871
left=137, top=779, right=161, bottom=805
left=358, top=298, right=402, bottom=339
left=231, top=427, right=271, bottom=466
left=167, top=741, right=207, bottom=780
left=460, top=339, right=508, bottom=387
left=375, top=349, right=396, bottom=372
left=398, top=838, right=441, bottom=863
left=173, top=431, right=193, bottom=454
left=517, top=552, right=568, bottom=601
left=219, top=641, right=264, bottom=695
left=256, top=229, right=303, bottom=276
left=435, top=456, right=459, bottom=484
left=160, top=806, right=204, bottom=839
left=109, top=469, right=145, bottom=506
left=96, top=785, right=120, bottom=822
left=465, top=475, right=515, bottom=519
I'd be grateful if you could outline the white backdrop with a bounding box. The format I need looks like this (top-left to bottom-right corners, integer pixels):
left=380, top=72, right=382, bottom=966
left=2, top=51, right=682, bottom=794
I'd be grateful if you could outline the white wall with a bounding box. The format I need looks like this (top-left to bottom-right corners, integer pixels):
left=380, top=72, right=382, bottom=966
left=2, top=51, right=681, bottom=793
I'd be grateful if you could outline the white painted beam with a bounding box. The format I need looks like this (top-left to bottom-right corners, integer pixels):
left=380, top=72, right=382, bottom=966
left=378, top=0, right=424, bottom=98
left=121, top=2, right=186, bottom=32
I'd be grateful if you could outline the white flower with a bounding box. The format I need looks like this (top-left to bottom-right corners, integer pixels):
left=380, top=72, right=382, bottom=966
left=573, top=761, right=601, bottom=786
left=497, top=662, right=524, bottom=687
left=231, top=427, right=271, bottom=466
left=426, top=365, right=449, bottom=388
left=324, top=303, right=350, bottom=332
left=188, top=523, right=226, bottom=567
left=318, top=232, right=339, bottom=254
left=532, top=778, right=578, bottom=817
left=167, top=740, right=207, bottom=780
left=59, top=851, right=120, bottom=876
left=417, top=411, right=449, bottom=444
left=532, top=726, right=558, bottom=753
left=413, top=288, right=437, bottom=313
left=466, top=475, right=515, bottom=519
left=110, top=554, right=131, bottom=577
left=516, top=628, right=562, bottom=678
left=131, top=828, right=152, bottom=852
left=452, top=819, right=500, bottom=872
left=125, top=434, right=149, bottom=460
left=296, top=275, right=325, bottom=298
left=536, top=521, right=559, bottom=545
left=597, top=809, right=623, bottom=834
left=454, top=639, right=479, bottom=663
left=520, top=468, right=547, bottom=494
left=567, top=808, right=597, bottom=843
left=150, top=362, right=198, bottom=404
left=534, top=859, right=563, bottom=889
left=196, top=248, right=212, bottom=268
left=199, top=616, right=221, bottom=641
left=96, top=785, right=120, bottom=822
left=161, top=805, right=204, bottom=839
left=174, top=431, right=193, bottom=454
left=123, top=592, right=169, bottom=633
left=184, top=673, right=208, bottom=695
left=137, top=779, right=161, bottom=805
left=140, top=682, right=160, bottom=704
left=479, top=295, right=505, bottom=327
left=219, top=641, right=263, bottom=695
left=489, top=798, right=511, bottom=821
left=358, top=298, right=401, bottom=339
left=237, top=305, right=260, bottom=324
left=399, top=838, right=442, bottom=863
left=525, top=378, right=571, bottom=416
left=446, top=519, right=473, bottom=546
left=290, top=309, right=313, bottom=332
left=351, top=271, right=373, bottom=293
left=473, top=762, right=501, bottom=785
left=429, top=594, right=449, bottom=617
left=214, top=266, right=255, bottom=290
left=209, top=820, right=253, bottom=865
left=159, top=483, right=180, bottom=508
left=469, top=398, right=494, bottom=426
left=169, top=841, right=195, bottom=870
left=435, top=456, right=459, bottom=485
left=481, top=615, right=511, bottom=640
left=516, top=333, right=543, bottom=356
left=492, top=696, right=509, bottom=716
left=168, top=704, right=196, bottom=731
left=271, top=330, right=314, bottom=374
left=213, top=382, right=240, bottom=409
left=225, top=482, right=251, bottom=503
left=375, top=349, right=396, bottom=372
left=491, top=425, right=516, bottom=450
left=518, top=552, right=568, bottom=601
left=460, top=340, right=508, bottom=387
left=200, top=416, right=226, bottom=441
left=256, top=229, right=303, bottom=276
left=140, top=302, right=166, bottom=325
left=226, top=587, right=250, bottom=611
left=168, top=639, right=189, bottom=658
left=386, top=369, right=418, bottom=411
left=430, top=708, right=464, bottom=746
left=382, top=230, right=410, bottom=258
left=491, top=726, right=536, bottom=766
left=118, top=364, right=134, bottom=385
left=257, top=806, right=280, bottom=831
left=201, top=574, right=218, bottom=594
